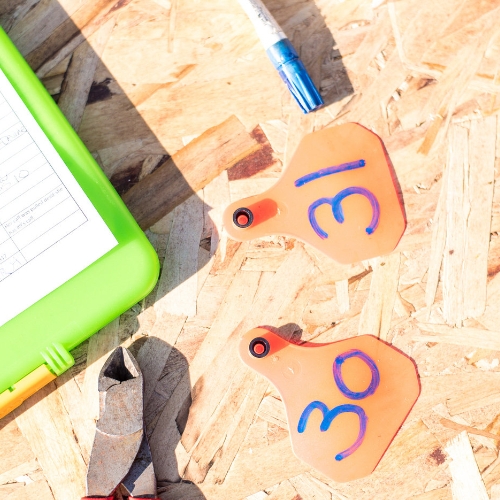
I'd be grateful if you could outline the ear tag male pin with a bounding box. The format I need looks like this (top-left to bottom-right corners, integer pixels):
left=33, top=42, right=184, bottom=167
left=223, top=123, right=405, bottom=264
left=240, top=328, right=420, bottom=482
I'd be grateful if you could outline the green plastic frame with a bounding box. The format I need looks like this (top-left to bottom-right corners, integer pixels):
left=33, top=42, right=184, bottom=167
left=0, top=28, right=159, bottom=395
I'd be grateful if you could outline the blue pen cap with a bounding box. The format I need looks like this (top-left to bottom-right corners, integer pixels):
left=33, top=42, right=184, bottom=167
left=266, top=39, right=324, bottom=114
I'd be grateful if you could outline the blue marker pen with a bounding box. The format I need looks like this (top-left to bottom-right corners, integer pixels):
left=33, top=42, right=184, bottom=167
left=237, top=0, right=324, bottom=114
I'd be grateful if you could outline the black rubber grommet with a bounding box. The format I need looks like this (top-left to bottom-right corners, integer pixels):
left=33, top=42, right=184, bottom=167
left=233, top=207, right=254, bottom=228
left=249, top=337, right=270, bottom=358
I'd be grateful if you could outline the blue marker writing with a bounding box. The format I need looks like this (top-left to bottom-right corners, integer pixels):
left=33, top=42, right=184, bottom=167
left=298, top=402, right=368, bottom=461
left=333, top=349, right=380, bottom=400
left=294, top=159, right=366, bottom=187
left=297, top=350, right=379, bottom=461
left=308, top=187, right=380, bottom=239
left=237, top=0, right=324, bottom=114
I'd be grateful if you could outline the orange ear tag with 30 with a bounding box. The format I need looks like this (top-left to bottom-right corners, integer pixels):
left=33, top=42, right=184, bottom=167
left=223, top=123, right=405, bottom=264
left=240, top=328, right=420, bottom=482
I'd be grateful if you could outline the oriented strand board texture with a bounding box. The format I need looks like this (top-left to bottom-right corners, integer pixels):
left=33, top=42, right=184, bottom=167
left=1, top=0, right=500, bottom=499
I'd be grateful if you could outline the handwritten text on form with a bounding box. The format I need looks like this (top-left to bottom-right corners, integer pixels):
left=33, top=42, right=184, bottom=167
left=0, top=69, right=117, bottom=327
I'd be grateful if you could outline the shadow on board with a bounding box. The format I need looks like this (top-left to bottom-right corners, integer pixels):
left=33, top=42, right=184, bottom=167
left=0, top=0, right=354, bottom=496
left=0, top=0, right=207, bottom=497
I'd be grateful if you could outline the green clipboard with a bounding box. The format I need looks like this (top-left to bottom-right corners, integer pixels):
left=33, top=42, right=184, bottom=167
left=0, top=28, right=159, bottom=417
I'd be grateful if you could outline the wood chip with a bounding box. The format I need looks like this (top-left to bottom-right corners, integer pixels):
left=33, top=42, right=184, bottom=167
left=446, top=372, right=500, bottom=415
left=432, top=118, right=497, bottom=325
left=358, top=253, right=400, bottom=339
left=413, top=323, right=500, bottom=351
left=122, top=115, right=260, bottom=229
left=188, top=268, right=261, bottom=385
left=203, top=170, right=230, bottom=258
left=408, top=489, right=452, bottom=500
left=266, top=480, right=300, bottom=500
left=462, top=117, right=496, bottom=317
left=492, top=484, right=500, bottom=500
left=377, top=419, right=440, bottom=472
left=289, top=474, right=332, bottom=500
left=57, top=18, right=115, bottom=131
left=200, top=438, right=308, bottom=500
left=154, top=193, right=204, bottom=317
left=256, top=395, right=288, bottom=429
left=335, top=279, right=350, bottom=314
left=28, top=0, right=128, bottom=76
left=442, top=124, right=469, bottom=326
left=440, top=417, right=500, bottom=441
left=14, top=384, right=87, bottom=499
left=445, top=431, right=489, bottom=500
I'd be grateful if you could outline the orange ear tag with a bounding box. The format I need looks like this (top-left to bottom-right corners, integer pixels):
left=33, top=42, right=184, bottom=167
left=240, top=328, right=420, bottom=482
left=223, top=123, right=405, bottom=264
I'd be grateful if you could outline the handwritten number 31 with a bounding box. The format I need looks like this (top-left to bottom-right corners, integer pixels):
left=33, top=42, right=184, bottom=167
left=297, top=350, right=380, bottom=461
left=294, top=159, right=380, bottom=239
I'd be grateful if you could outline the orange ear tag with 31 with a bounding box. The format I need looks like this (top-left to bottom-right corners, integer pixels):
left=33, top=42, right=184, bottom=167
left=223, top=123, right=405, bottom=264
left=240, top=328, right=420, bottom=482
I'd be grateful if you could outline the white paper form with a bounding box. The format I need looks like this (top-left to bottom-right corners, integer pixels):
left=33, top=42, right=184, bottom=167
left=0, top=68, right=117, bottom=328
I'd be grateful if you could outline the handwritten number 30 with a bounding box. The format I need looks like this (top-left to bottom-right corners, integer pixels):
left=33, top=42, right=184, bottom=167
left=297, top=350, right=380, bottom=461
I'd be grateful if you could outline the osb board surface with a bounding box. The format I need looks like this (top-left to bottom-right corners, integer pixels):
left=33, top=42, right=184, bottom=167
left=1, top=0, right=500, bottom=499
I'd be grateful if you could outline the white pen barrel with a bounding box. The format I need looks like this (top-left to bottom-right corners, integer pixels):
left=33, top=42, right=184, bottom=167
left=237, top=0, right=286, bottom=50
